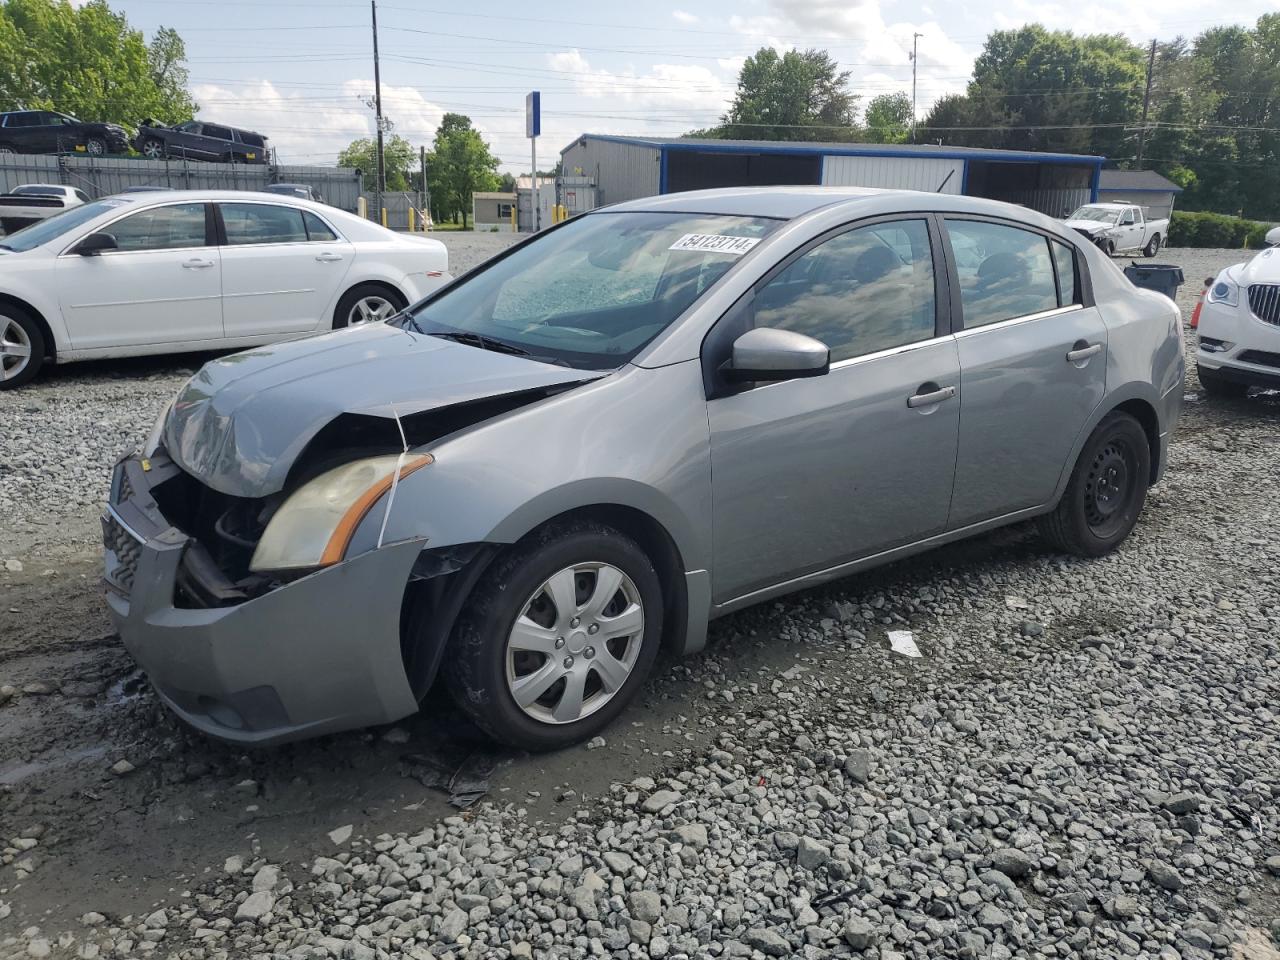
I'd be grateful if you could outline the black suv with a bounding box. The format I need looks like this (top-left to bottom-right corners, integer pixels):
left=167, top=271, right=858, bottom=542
left=0, top=110, right=128, bottom=157
left=133, top=119, right=268, bottom=164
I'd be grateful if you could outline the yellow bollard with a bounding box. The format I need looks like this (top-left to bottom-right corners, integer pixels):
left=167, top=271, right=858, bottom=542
left=357, top=196, right=368, bottom=219
left=380, top=208, right=388, bottom=228
left=408, top=207, right=416, bottom=233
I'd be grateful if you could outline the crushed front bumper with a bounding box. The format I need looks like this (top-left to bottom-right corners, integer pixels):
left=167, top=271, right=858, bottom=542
left=103, top=454, right=422, bottom=745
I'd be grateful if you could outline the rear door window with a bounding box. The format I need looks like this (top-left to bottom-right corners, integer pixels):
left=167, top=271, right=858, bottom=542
left=202, top=124, right=233, bottom=142
left=1051, top=241, right=1078, bottom=307
left=220, top=202, right=308, bottom=245
left=945, top=220, right=1059, bottom=328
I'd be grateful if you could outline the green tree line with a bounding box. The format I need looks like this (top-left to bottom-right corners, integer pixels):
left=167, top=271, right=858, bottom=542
left=693, top=19, right=1280, bottom=220
left=0, top=0, right=195, bottom=128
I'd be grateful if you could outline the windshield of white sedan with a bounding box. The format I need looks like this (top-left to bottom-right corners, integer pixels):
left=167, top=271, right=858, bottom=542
left=1069, top=207, right=1117, bottom=223
left=0, top=198, right=131, bottom=252
left=402, top=211, right=780, bottom=369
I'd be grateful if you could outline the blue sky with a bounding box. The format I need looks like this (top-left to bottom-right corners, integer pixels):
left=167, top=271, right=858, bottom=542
left=109, top=0, right=1280, bottom=172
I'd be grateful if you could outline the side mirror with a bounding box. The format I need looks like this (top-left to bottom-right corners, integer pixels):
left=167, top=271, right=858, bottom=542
left=1267, top=226, right=1280, bottom=247
left=76, top=232, right=117, bottom=256
left=723, top=327, right=829, bottom=382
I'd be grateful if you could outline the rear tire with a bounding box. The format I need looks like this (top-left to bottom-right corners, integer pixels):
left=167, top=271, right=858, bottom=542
left=333, top=283, right=406, bottom=329
left=139, top=138, right=165, bottom=160
left=1144, top=234, right=1162, bottom=258
left=85, top=136, right=107, bottom=157
left=1039, top=412, right=1150, bottom=557
left=1197, top=364, right=1249, bottom=399
left=444, top=521, right=663, bottom=751
left=0, top=306, right=46, bottom=389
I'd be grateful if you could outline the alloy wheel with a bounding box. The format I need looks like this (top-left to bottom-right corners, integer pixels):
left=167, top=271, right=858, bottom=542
left=0, top=315, right=33, bottom=382
left=86, top=138, right=106, bottom=157
left=505, top=562, right=644, bottom=725
left=141, top=140, right=163, bottom=159
left=347, top=295, right=397, bottom=325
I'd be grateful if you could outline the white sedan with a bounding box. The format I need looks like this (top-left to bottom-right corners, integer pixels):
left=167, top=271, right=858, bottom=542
left=0, top=190, right=450, bottom=388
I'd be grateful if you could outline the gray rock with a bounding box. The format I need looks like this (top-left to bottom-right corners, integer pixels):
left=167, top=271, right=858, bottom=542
left=641, top=789, right=682, bottom=813
left=603, top=850, right=634, bottom=874
left=990, top=847, right=1034, bottom=879
left=743, top=928, right=791, bottom=957
left=844, top=749, right=872, bottom=784
left=628, top=890, right=662, bottom=923
left=796, top=836, right=830, bottom=870
left=1149, top=861, right=1184, bottom=891
left=235, top=891, right=275, bottom=921
left=843, top=916, right=877, bottom=950
left=437, top=908, right=468, bottom=942
left=1162, top=793, right=1202, bottom=815
left=673, top=823, right=708, bottom=850
left=1264, top=855, right=1280, bottom=877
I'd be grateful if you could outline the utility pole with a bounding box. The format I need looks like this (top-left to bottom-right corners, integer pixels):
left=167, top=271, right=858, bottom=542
left=909, top=33, right=923, bottom=144
left=1135, top=38, right=1156, bottom=169
left=420, top=144, right=430, bottom=228
left=371, top=0, right=385, bottom=221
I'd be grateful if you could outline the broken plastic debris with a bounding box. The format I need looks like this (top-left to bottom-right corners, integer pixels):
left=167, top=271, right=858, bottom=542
left=404, top=747, right=502, bottom=810
left=1183, top=393, right=1199, bottom=402
left=887, top=630, right=923, bottom=658
left=1004, top=596, right=1030, bottom=610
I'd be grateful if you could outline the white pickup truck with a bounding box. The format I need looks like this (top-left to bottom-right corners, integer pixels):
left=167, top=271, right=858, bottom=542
left=0, top=183, right=88, bottom=235
left=1064, top=202, right=1169, bottom=258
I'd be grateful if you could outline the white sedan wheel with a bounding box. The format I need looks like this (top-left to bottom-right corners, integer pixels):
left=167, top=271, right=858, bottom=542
left=348, top=295, right=397, bottom=326
left=0, top=314, right=33, bottom=382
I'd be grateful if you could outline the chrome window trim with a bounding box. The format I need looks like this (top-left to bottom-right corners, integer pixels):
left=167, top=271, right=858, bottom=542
left=828, top=332, right=954, bottom=370
left=219, top=200, right=347, bottom=245
left=952, top=303, right=1084, bottom=338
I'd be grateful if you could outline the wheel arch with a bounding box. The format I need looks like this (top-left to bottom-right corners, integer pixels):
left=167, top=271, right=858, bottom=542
left=0, top=293, right=56, bottom=362
left=1054, top=388, right=1164, bottom=503
left=333, top=278, right=409, bottom=327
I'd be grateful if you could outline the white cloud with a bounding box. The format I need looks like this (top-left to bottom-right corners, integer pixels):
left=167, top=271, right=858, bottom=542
left=672, top=10, right=699, bottom=24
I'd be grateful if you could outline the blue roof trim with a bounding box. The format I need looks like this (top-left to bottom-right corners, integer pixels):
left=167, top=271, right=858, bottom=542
left=1099, top=186, right=1183, bottom=194
left=566, top=132, right=1105, bottom=168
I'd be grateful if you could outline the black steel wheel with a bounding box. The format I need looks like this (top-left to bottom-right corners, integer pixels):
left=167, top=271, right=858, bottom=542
left=1039, top=411, right=1150, bottom=557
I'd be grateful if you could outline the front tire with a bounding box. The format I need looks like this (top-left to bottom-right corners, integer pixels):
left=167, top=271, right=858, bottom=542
left=0, top=307, right=46, bottom=389
left=444, top=521, right=663, bottom=751
left=1144, top=234, right=1162, bottom=258
left=1102, top=239, right=1116, bottom=257
left=333, top=283, right=406, bottom=329
left=1039, top=412, right=1150, bottom=557
left=1197, top=364, right=1249, bottom=399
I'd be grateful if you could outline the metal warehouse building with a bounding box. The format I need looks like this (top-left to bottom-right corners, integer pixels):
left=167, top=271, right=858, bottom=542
left=560, top=134, right=1105, bottom=218
left=1097, top=169, right=1182, bottom=221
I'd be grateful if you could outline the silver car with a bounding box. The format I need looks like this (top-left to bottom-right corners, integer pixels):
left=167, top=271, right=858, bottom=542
left=103, top=188, right=1185, bottom=750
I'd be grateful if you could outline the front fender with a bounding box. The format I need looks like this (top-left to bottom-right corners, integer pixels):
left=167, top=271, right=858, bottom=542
left=346, top=362, right=715, bottom=573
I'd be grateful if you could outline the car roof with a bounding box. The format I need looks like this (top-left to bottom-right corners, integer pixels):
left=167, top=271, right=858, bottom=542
left=602, top=186, right=1068, bottom=225
left=91, top=189, right=325, bottom=208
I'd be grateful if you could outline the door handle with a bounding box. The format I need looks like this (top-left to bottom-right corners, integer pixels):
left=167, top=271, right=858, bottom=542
left=1066, top=342, right=1102, bottom=363
left=315, top=252, right=344, bottom=262
left=907, top=385, right=956, bottom=408
left=182, top=258, right=214, bottom=269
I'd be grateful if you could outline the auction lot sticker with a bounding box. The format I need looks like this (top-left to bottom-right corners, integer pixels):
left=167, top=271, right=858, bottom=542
left=669, top=233, right=761, bottom=256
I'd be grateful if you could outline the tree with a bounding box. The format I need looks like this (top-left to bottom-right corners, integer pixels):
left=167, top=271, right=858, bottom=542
left=338, top=134, right=417, bottom=192
left=429, top=113, right=500, bottom=229
left=711, top=47, right=859, bottom=140
left=0, top=0, right=195, bottom=127
left=863, top=92, right=913, bottom=143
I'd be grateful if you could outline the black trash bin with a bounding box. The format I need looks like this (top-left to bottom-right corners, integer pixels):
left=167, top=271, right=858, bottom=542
left=1123, top=263, right=1185, bottom=301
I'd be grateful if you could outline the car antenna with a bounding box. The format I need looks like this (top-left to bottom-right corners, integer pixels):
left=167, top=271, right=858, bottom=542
left=935, top=169, right=955, bottom=193
left=377, top=402, right=411, bottom=549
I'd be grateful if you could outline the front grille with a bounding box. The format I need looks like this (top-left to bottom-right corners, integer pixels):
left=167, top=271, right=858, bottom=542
left=116, top=468, right=136, bottom=505
left=1238, top=349, right=1280, bottom=369
left=1248, top=284, right=1280, bottom=325
left=104, top=511, right=144, bottom=591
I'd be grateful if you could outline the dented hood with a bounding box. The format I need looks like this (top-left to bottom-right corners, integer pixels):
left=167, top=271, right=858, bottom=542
left=164, top=323, right=601, bottom=498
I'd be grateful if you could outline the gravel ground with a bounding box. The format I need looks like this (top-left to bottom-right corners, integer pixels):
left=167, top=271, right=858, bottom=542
left=3, top=246, right=1280, bottom=960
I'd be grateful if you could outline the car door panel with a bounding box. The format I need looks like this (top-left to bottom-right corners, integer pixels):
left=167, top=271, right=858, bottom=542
left=54, top=202, right=223, bottom=349
left=708, top=340, right=960, bottom=602
left=705, top=216, right=959, bottom=603
left=944, top=218, right=1108, bottom=528
left=217, top=202, right=354, bottom=335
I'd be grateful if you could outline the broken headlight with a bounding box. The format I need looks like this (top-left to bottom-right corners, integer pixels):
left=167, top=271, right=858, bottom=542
left=249, top=453, right=433, bottom=573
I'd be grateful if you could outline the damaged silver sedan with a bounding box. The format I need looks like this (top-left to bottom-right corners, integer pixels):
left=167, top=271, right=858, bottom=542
left=103, top=187, right=1184, bottom=749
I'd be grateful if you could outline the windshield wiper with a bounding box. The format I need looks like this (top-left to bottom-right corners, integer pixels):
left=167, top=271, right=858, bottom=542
left=428, top=330, right=531, bottom=357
